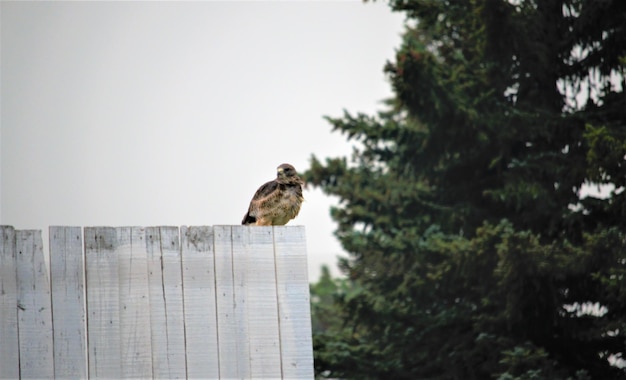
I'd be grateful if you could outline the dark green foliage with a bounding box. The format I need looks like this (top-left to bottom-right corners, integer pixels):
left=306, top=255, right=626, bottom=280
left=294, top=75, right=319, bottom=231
left=306, top=0, right=626, bottom=378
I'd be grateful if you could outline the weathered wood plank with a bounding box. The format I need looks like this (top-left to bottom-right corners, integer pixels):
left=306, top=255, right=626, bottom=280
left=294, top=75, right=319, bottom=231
left=180, top=225, right=219, bottom=379
left=233, top=225, right=282, bottom=379
left=214, top=225, right=244, bottom=378
left=16, top=229, right=54, bottom=379
left=0, top=226, right=19, bottom=379
left=146, top=226, right=186, bottom=379
left=118, top=227, right=153, bottom=378
left=85, top=227, right=122, bottom=378
left=49, top=226, right=87, bottom=379
left=274, top=225, right=315, bottom=379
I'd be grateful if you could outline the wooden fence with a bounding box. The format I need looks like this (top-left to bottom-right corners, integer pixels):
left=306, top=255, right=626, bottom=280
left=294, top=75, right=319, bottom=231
left=0, top=225, right=313, bottom=379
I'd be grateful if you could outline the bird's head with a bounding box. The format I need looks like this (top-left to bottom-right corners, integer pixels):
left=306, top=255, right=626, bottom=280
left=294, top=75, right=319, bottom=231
left=277, top=163, right=297, bottom=180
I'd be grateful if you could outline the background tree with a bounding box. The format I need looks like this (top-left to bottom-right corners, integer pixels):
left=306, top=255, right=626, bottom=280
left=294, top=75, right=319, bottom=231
left=305, top=0, right=626, bottom=378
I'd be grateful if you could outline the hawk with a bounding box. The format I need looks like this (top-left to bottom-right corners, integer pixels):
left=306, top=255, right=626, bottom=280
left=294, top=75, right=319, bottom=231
left=242, top=163, right=304, bottom=226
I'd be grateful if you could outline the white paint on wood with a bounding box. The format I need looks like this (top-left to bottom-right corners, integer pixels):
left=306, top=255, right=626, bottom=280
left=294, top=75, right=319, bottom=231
left=233, top=226, right=283, bottom=379
left=180, top=225, right=220, bottom=379
left=274, top=226, right=315, bottom=379
left=1, top=225, right=315, bottom=379
left=0, top=226, right=19, bottom=379
left=49, top=226, right=88, bottom=379
left=16, top=229, right=54, bottom=379
left=117, top=227, right=153, bottom=378
left=213, top=225, right=244, bottom=378
left=85, top=227, right=122, bottom=378
left=147, top=226, right=187, bottom=379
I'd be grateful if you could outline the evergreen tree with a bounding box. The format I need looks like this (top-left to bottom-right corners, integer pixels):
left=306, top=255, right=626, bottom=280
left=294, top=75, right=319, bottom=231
left=305, top=0, right=626, bottom=378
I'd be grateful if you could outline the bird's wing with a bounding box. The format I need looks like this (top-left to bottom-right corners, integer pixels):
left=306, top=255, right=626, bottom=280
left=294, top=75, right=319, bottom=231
left=242, top=180, right=280, bottom=224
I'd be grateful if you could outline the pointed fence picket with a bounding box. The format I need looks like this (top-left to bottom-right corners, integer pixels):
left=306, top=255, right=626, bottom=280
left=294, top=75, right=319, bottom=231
left=0, top=225, right=314, bottom=380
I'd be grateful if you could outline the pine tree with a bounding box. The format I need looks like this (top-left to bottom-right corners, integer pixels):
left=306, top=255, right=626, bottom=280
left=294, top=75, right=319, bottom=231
left=305, top=0, right=626, bottom=378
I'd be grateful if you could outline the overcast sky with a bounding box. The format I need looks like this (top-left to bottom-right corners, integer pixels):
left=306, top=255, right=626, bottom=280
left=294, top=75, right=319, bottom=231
left=1, top=1, right=405, bottom=280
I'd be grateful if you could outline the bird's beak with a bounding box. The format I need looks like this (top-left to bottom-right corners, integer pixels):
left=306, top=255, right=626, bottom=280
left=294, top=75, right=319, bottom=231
left=277, top=167, right=284, bottom=175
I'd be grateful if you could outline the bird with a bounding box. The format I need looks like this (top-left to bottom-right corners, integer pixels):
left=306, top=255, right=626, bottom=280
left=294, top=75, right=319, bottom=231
left=242, top=163, right=304, bottom=226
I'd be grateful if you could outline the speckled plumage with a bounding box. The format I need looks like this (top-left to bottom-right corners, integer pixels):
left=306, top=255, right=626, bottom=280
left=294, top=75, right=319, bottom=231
left=242, top=163, right=304, bottom=226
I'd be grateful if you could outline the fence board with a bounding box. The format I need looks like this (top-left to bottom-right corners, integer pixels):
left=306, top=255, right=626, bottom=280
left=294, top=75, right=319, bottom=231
left=147, top=226, right=187, bottom=379
left=274, top=226, right=315, bottom=379
left=213, top=225, right=242, bottom=378
left=118, top=227, right=153, bottom=378
left=233, top=226, right=282, bottom=379
left=180, top=225, right=219, bottom=379
left=0, top=226, right=19, bottom=379
left=49, top=226, right=87, bottom=379
left=85, top=227, right=122, bottom=378
left=16, top=230, right=54, bottom=379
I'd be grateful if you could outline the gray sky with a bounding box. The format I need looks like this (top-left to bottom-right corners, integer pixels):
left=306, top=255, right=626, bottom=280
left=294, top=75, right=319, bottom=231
left=1, top=1, right=405, bottom=280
